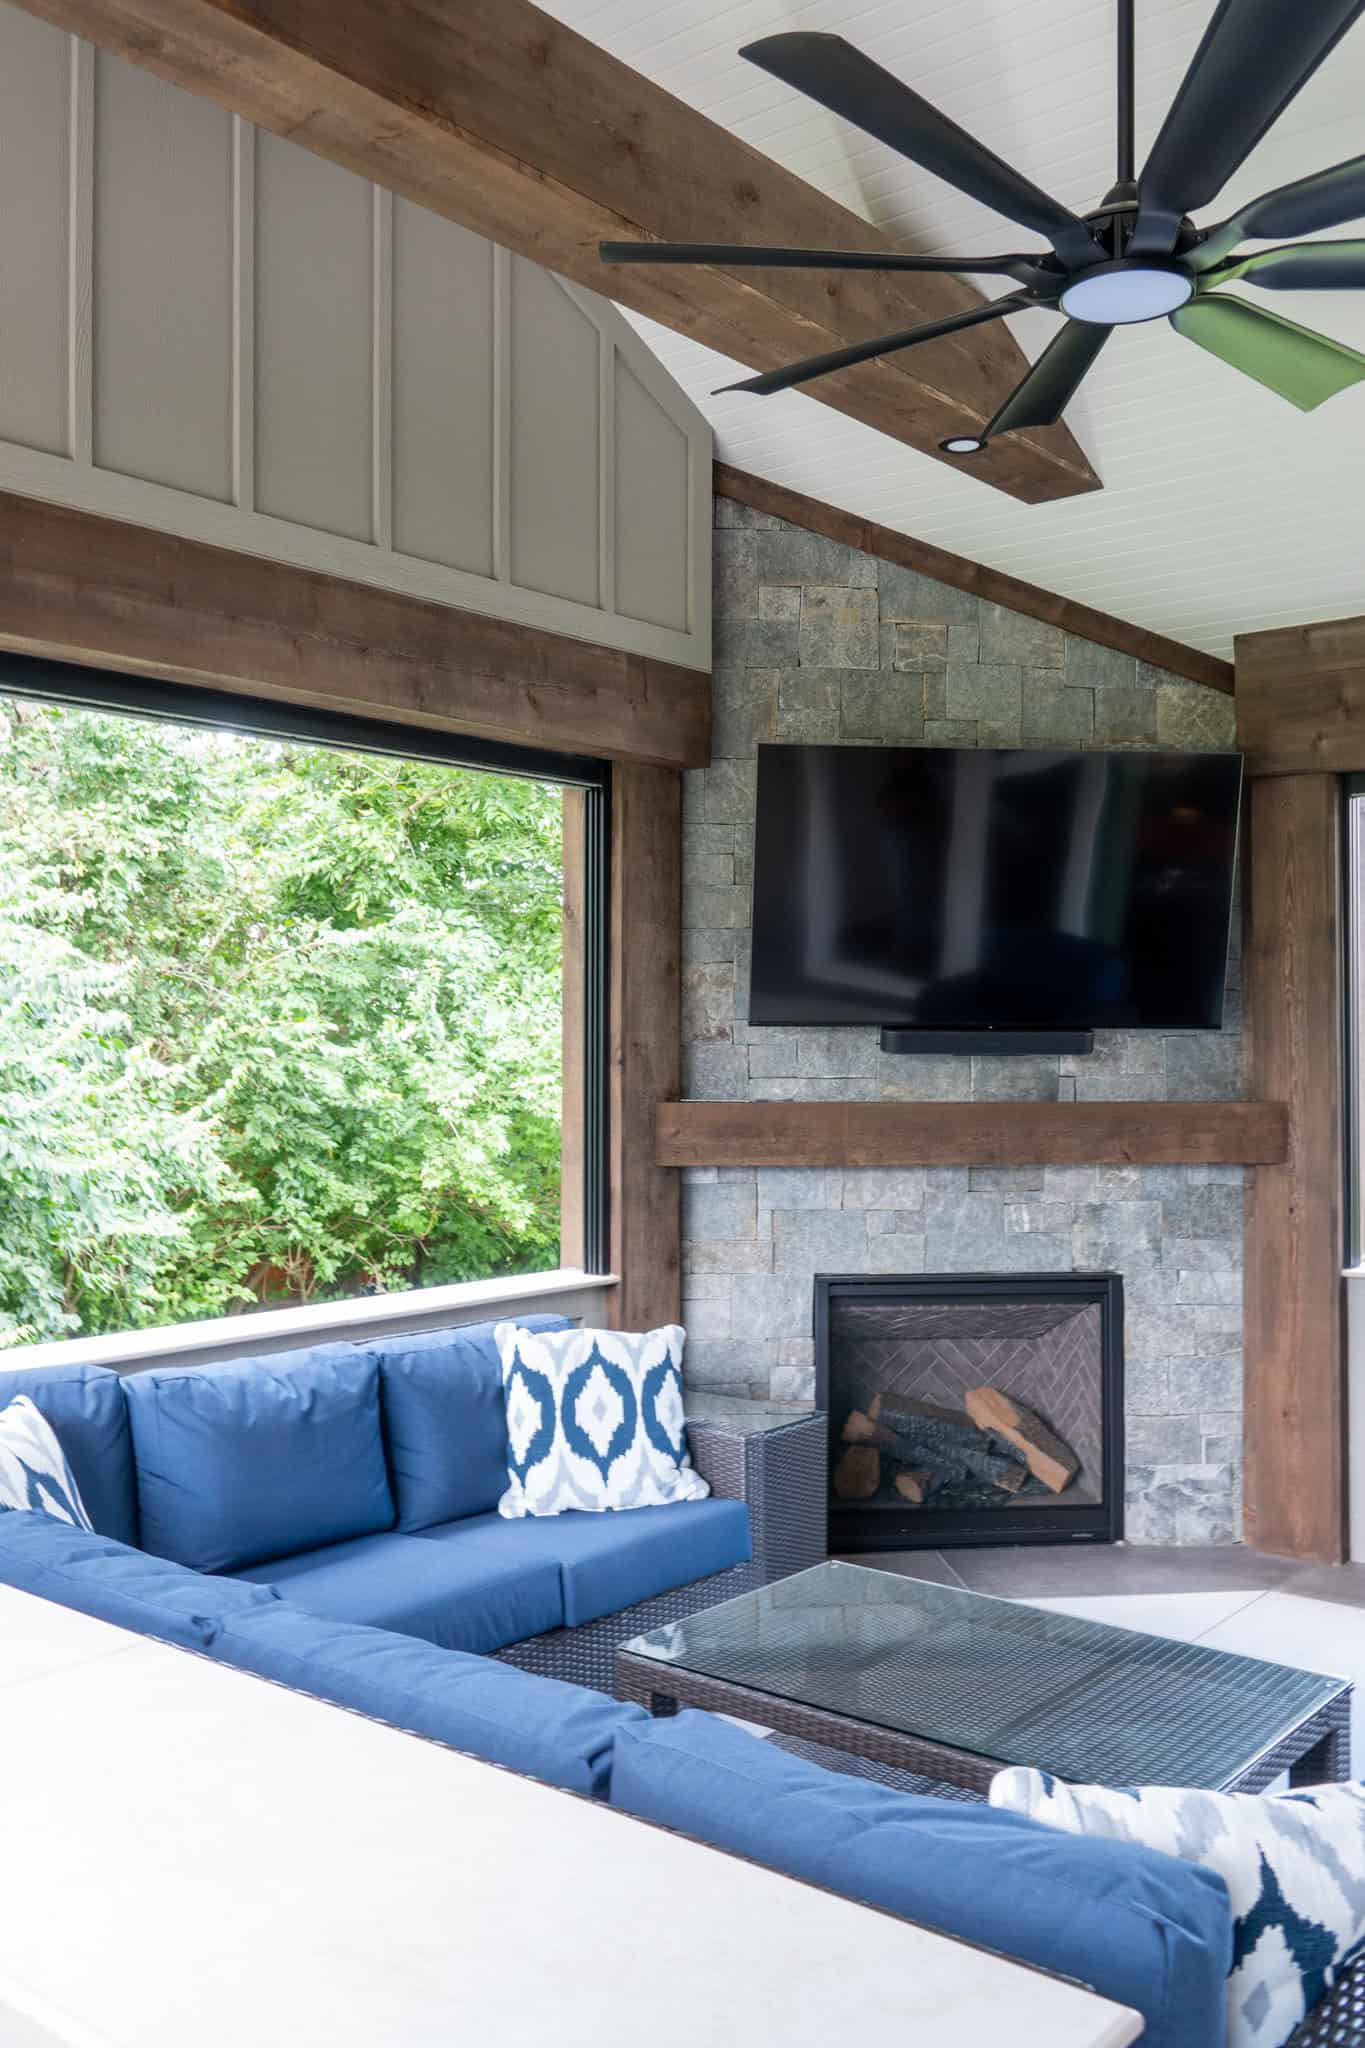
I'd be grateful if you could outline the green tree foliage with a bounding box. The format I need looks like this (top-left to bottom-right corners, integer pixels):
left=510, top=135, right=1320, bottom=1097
left=0, top=697, right=563, bottom=1345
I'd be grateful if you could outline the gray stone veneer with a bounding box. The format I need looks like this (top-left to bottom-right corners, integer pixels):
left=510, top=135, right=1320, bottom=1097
left=682, top=495, right=1243, bottom=1545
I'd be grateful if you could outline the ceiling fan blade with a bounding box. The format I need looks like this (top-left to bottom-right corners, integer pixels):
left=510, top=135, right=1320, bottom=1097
left=740, top=34, right=1100, bottom=270
left=1206, top=238, right=1365, bottom=289
left=598, top=241, right=1044, bottom=282
left=1193, top=152, right=1365, bottom=268
left=1171, top=294, right=1365, bottom=408
left=984, top=322, right=1113, bottom=438
left=1132, top=0, right=1365, bottom=254
left=715, top=294, right=1031, bottom=398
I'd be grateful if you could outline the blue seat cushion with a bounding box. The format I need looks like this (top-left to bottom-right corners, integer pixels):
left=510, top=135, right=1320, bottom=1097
left=369, top=1314, right=570, bottom=1532
left=124, top=1343, right=394, bottom=1574
left=0, top=1364, right=135, bottom=1545
left=235, top=1528, right=564, bottom=1654
left=414, top=1497, right=752, bottom=1628
left=0, top=1510, right=281, bottom=1650
left=610, top=1711, right=1232, bottom=2048
left=215, top=1601, right=645, bottom=1798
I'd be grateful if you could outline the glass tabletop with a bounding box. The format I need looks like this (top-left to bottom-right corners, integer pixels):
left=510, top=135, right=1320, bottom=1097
left=622, top=1560, right=1348, bottom=1788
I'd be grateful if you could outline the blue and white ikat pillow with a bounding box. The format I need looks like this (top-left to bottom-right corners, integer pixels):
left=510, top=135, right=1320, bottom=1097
left=0, top=1395, right=94, bottom=1530
left=495, top=1322, right=710, bottom=1518
left=990, top=1765, right=1365, bottom=2048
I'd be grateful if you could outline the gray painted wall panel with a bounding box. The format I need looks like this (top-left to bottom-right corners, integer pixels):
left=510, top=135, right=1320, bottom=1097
left=92, top=53, right=233, bottom=500
left=0, top=10, right=69, bottom=455
left=615, top=358, right=689, bottom=632
left=391, top=201, right=495, bottom=576
left=509, top=258, right=599, bottom=608
left=0, top=6, right=710, bottom=671
left=253, top=130, right=372, bottom=542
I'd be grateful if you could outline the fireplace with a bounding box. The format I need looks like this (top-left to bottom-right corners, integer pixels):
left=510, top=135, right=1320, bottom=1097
left=815, top=1273, right=1124, bottom=1552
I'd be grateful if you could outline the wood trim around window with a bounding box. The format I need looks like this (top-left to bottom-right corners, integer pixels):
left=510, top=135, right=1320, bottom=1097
left=608, top=763, right=682, bottom=1331
left=0, top=489, right=711, bottom=771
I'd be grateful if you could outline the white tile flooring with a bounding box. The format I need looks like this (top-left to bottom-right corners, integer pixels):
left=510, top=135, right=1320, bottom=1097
left=863, top=1546, right=1365, bottom=1768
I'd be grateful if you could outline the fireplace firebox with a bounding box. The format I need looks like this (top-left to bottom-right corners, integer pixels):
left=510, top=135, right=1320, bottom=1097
left=815, top=1273, right=1124, bottom=1552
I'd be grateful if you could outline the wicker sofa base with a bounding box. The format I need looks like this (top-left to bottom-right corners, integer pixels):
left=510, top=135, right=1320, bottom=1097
left=494, top=1561, right=762, bottom=1692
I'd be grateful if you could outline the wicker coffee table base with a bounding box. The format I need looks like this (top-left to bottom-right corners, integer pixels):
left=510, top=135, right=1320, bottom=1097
left=615, top=1652, right=1353, bottom=1798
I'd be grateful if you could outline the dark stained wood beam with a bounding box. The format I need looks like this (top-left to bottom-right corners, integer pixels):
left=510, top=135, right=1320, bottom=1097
left=611, top=766, right=682, bottom=1329
left=0, top=491, right=710, bottom=770
left=10, top=0, right=1098, bottom=506
left=716, top=464, right=1235, bottom=697
left=1244, top=774, right=1346, bottom=1562
left=657, top=1100, right=1288, bottom=1169
left=1236, top=613, right=1365, bottom=773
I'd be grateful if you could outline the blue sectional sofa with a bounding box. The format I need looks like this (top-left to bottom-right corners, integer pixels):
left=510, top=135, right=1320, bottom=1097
left=0, top=1511, right=1235, bottom=2048
left=0, top=1323, right=1239, bottom=2045
left=0, top=1317, right=776, bottom=1689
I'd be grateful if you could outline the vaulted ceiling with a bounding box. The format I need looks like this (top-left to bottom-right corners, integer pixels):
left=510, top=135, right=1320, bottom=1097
left=543, top=0, right=1365, bottom=658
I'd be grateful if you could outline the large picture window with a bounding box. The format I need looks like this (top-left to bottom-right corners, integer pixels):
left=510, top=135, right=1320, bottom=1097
left=0, top=657, right=607, bottom=1350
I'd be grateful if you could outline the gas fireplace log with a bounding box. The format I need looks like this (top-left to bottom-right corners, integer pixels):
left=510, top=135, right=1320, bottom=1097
left=893, top=1467, right=943, bottom=1506
left=841, top=1409, right=895, bottom=1448
left=874, top=1395, right=1028, bottom=1494
left=832, top=1444, right=882, bottom=1500
left=963, top=1387, right=1079, bottom=1495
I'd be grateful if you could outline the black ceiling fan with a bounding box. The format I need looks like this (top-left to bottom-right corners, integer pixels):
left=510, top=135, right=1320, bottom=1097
left=599, top=0, right=1365, bottom=457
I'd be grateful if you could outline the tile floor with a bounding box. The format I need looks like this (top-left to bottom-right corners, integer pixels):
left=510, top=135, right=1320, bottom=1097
left=840, top=1543, right=1365, bottom=1765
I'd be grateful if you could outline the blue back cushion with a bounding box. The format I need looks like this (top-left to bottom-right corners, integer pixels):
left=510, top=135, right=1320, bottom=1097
left=0, top=1511, right=281, bottom=1649
left=124, top=1343, right=394, bottom=1574
left=610, top=1712, right=1232, bottom=2048
left=0, top=1363, right=136, bottom=1545
left=370, top=1314, right=570, bottom=1531
left=214, top=1601, right=645, bottom=1799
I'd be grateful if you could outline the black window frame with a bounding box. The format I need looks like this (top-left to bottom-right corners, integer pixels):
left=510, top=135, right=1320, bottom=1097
left=0, top=649, right=611, bottom=1278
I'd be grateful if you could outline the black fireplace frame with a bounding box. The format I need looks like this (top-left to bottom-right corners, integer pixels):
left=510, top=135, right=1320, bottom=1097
left=814, top=1271, right=1125, bottom=1553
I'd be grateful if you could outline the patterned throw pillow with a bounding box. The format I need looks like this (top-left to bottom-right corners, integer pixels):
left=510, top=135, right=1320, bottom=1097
left=0, top=1395, right=95, bottom=1530
left=990, top=1766, right=1365, bottom=2048
left=494, top=1323, right=710, bottom=1519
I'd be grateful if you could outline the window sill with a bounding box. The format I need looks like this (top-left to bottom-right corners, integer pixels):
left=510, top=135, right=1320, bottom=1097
left=2, top=1270, right=618, bottom=1376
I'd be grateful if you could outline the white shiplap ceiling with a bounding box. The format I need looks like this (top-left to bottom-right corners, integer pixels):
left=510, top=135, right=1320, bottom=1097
left=542, top=0, right=1365, bottom=658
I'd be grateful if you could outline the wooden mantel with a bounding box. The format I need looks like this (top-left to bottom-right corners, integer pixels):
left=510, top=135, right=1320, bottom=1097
left=657, top=1100, right=1289, bottom=1170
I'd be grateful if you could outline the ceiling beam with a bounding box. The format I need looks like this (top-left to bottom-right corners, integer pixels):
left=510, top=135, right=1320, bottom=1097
left=0, top=490, right=711, bottom=770
left=1236, top=614, right=1365, bottom=773
left=10, top=0, right=1100, bottom=507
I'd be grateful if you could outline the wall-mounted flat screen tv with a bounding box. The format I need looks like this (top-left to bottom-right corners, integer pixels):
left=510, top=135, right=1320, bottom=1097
left=749, top=745, right=1243, bottom=1031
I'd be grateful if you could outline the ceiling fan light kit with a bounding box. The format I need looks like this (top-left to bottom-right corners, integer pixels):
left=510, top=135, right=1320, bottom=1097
left=1058, top=260, right=1194, bottom=323
left=599, top=0, right=1365, bottom=471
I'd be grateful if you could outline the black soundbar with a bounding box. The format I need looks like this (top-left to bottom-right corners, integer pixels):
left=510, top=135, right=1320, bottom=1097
left=879, top=1027, right=1094, bottom=1057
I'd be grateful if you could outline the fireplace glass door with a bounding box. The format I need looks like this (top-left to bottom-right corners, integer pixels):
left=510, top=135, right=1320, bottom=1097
left=816, top=1273, right=1123, bottom=1551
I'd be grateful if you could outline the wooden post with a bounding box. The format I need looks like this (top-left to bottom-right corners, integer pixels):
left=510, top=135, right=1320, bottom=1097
left=608, top=763, right=681, bottom=1331
left=1244, top=774, right=1347, bottom=1562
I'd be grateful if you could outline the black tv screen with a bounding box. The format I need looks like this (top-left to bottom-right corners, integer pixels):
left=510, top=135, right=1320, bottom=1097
left=749, top=745, right=1243, bottom=1031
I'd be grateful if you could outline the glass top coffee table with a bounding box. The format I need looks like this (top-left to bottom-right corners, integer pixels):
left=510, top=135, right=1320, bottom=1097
left=616, top=1560, right=1352, bottom=1795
